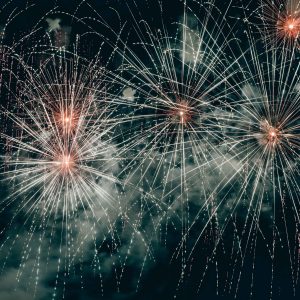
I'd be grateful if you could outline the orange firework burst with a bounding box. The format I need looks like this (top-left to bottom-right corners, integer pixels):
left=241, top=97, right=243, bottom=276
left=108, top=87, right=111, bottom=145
left=261, top=0, right=300, bottom=48
left=256, top=120, right=282, bottom=148
left=278, top=15, right=300, bottom=40
left=170, top=100, right=194, bottom=126
left=55, top=108, right=81, bottom=134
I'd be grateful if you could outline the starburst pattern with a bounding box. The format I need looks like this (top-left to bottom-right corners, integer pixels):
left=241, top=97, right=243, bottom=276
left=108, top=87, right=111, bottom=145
left=0, top=0, right=300, bottom=299
left=260, top=0, right=300, bottom=50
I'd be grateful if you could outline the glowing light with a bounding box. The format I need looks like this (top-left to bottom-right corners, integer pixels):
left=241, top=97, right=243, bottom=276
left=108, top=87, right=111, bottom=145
left=269, top=128, right=276, bottom=138
left=58, top=154, right=74, bottom=173
left=178, top=108, right=188, bottom=124
left=262, top=0, right=300, bottom=48
left=283, top=18, right=300, bottom=38
left=55, top=109, right=80, bottom=134
left=169, top=101, right=195, bottom=126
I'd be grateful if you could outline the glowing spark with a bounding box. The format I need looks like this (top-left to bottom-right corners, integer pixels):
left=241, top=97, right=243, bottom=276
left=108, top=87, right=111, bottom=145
left=58, top=154, right=75, bottom=174
left=262, top=0, right=300, bottom=48
left=283, top=18, right=300, bottom=38
left=257, top=120, right=282, bottom=148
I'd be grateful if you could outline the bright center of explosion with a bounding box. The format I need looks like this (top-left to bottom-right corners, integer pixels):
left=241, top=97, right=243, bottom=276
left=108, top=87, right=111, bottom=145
left=257, top=120, right=282, bottom=148
left=58, top=109, right=80, bottom=133
left=266, top=126, right=280, bottom=145
left=58, top=154, right=75, bottom=173
left=62, top=113, right=72, bottom=127
left=179, top=110, right=185, bottom=117
left=284, top=18, right=300, bottom=37
left=178, top=109, right=189, bottom=124
left=171, top=100, right=193, bottom=125
left=269, top=129, right=276, bottom=138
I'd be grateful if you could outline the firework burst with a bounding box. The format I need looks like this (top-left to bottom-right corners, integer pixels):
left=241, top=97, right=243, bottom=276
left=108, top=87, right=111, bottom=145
left=0, top=51, right=141, bottom=297
left=260, top=0, right=300, bottom=50
left=0, top=0, right=300, bottom=299
left=1, top=54, right=122, bottom=219
left=196, top=33, right=300, bottom=297
left=103, top=0, right=240, bottom=200
left=80, top=0, right=248, bottom=293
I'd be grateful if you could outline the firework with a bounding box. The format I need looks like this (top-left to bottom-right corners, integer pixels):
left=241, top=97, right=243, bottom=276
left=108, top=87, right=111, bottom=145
left=0, top=51, right=138, bottom=297
left=80, top=0, right=249, bottom=294
left=1, top=54, right=122, bottom=216
left=101, top=0, right=239, bottom=205
left=191, top=32, right=300, bottom=297
left=0, top=0, right=299, bottom=299
left=260, top=0, right=300, bottom=50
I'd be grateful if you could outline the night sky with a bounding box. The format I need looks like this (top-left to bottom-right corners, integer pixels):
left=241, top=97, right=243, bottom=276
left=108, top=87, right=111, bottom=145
left=0, top=0, right=300, bottom=299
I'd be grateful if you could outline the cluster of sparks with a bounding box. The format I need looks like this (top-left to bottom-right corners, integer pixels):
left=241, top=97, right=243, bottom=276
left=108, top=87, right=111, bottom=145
left=261, top=0, right=300, bottom=48
left=0, top=0, right=300, bottom=298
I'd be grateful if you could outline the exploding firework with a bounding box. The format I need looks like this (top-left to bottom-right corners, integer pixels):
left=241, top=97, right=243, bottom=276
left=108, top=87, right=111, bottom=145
left=81, top=0, right=250, bottom=294
left=260, top=0, right=300, bottom=50
left=195, top=33, right=300, bottom=297
left=0, top=0, right=299, bottom=299
left=0, top=51, right=143, bottom=297
left=101, top=0, right=239, bottom=206
left=1, top=54, right=122, bottom=218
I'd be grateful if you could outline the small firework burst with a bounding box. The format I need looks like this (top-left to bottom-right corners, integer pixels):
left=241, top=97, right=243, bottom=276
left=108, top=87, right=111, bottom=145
left=260, top=0, right=300, bottom=49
